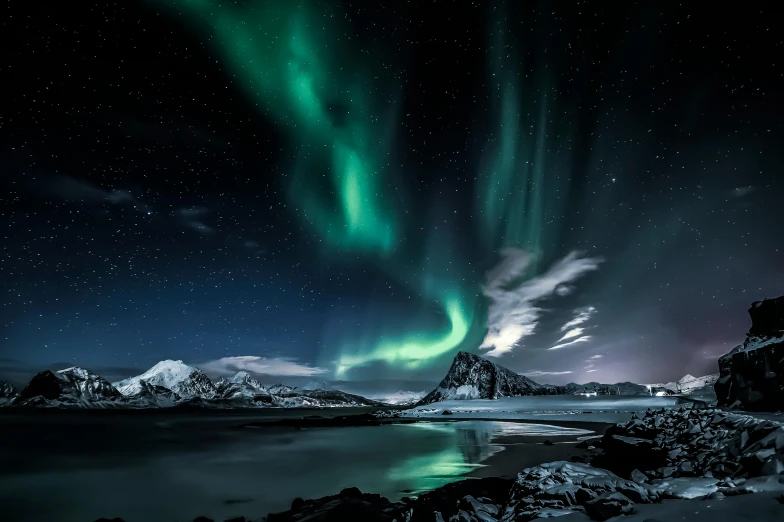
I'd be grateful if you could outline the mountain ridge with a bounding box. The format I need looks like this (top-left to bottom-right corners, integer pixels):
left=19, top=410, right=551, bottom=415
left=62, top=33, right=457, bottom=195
left=6, top=361, right=380, bottom=409
left=417, top=351, right=562, bottom=405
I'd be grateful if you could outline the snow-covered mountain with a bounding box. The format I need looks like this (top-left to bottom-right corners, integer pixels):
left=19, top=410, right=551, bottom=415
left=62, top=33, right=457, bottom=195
left=271, top=388, right=384, bottom=408
left=113, top=360, right=217, bottom=399
left=298, top=380, right=335, bottom=392
left=215, top=371, right=271, bottom=401
left=4, top=360, right=383, bottom=409
left=228, top=371, right=265, bottom=389
left=417, top=351, right=560, bottom=405
left=16, top=367, right=125, bottom=407
left=561, top=381, right=650, bottom=396
left=371, top=390, right=428, bottom=406
left=117, top=379, right=181, bottom=407
left=645, top=373, right=719, bottom=394
left=267, top=383, right=297, bottom=395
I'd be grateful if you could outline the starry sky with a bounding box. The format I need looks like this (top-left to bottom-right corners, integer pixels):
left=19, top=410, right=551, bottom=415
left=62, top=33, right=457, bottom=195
left=2, top=1, right=782, bottom=392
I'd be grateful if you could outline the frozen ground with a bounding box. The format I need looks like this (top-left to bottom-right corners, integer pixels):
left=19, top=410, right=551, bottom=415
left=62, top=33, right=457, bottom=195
left=402, top=395, right=682, bottom=423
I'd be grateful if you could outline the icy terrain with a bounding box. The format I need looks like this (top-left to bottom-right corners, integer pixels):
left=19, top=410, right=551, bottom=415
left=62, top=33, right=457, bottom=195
left=402, top=396, right=681, bottom=424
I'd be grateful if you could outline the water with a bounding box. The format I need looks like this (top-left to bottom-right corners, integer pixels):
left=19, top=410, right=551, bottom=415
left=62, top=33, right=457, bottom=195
left=0, top=411, right=591, bottom=522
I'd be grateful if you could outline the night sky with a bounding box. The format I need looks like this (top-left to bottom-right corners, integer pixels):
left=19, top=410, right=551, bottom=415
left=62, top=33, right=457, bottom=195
left=2, top=1, right=782, bottom=392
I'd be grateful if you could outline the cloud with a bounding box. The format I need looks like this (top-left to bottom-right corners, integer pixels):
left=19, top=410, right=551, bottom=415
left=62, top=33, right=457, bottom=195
left=200, top=355, right=328, bottom=377
left=557, top=327, right=584, bottom=343
left=523, top=370, right=574, bottom=377
left=586, top=369, right=597, bottom=373
left=480, top=249, right=602, bottom=357
left=561, top=306, right=596, bottom=331
left=588, top=354, right=603, bottom=359
left=41, top=175, right=150, bottom=212
left=176, top=207, right=215, bottom=235
left=549, top=335, right=592, bottom=350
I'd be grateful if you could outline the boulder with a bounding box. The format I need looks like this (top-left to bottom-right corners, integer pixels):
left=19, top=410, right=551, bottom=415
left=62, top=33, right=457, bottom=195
left=715, top=296, right=784, bottom=411
left=583, top=491, right=634, bottom=521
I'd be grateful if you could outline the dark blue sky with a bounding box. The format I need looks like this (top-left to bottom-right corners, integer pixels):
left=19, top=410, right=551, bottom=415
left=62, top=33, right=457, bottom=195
left=2, top=1, right=782, bottom=390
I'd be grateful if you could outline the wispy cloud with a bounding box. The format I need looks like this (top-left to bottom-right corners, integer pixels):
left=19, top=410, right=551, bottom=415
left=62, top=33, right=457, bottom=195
left=41, top=175, right=150, bottom=212
left=561, top=306, right=596, bottom=331
left=480, top=250, right=602, bottom=357
left=588, top=354, right=603, bottom=359
left=586, top=369, right=597, bottom=373
left=549, top=336, right=592, bottom=350
left=523, top=370, right=574, bottom=377
left=177, top=207, right=215, bottom=235
left=201, top=355, right=327, bottom=377
left=557, top=327, right=585, bottom=343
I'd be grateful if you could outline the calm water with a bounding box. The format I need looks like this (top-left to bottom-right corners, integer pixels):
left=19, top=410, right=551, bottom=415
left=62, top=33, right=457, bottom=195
left=0, top=411, right=590, bottom=522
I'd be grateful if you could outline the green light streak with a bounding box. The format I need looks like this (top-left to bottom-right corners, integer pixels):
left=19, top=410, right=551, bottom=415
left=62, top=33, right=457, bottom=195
left=476, top=4, right=568, bottom=275
left=335, top=295, right=471, bottom=377
left=154, top=0, right=471, bottom=374
left=157, top=0, right=395, bottom=253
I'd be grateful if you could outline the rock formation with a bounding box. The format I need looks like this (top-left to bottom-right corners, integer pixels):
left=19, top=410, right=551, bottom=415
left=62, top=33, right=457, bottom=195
left=715, top=295, right=784, bottom=411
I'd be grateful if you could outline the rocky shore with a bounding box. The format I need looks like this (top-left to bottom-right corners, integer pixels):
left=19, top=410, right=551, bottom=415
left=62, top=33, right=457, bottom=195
left=254, top=407, right=784, bottom=522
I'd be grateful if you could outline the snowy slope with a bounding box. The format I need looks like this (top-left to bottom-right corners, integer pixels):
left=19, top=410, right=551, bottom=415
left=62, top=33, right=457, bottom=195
left=271, top=388, right=383, bottom=408
left=113, top=360, right=217, bottom=399
left=267, top=383, right=297, bottom=395
left=646, top=373, right=719, bottom=394
left=117, top=379, right=181, bottom=407
left=5, top=361, right=381, bottom=409
left=418, top=351, right=559, bottom=405
left=371, top=390, right=427, bottom=405
left=215, top=371, right=271, bottom=401
left=16, top=367, right=125, bottom=407
left=228, top=371, right=265, bottom=390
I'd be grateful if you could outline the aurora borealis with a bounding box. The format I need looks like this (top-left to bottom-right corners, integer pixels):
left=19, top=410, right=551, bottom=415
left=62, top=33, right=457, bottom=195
left=2, top=1, right=783, bottom=391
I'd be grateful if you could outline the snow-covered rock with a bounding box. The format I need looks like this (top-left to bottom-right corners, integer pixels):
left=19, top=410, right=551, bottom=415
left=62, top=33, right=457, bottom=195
left=16, top=367, right=124, bottom=407
left=113, top=360, right=217, bottom=399
left=216, top=371, right=271, bottom=401
left=593, top=407, right=784, bottom=482
left=417, top=351, right=560, bottom=405
left=117, top=379, right=181, bottom=407
left=267, top=383, right=297, bottom=395
left=716, top=295, right=784, bottom=411
left=370, top=390, right=427, bottom=405
left=227, top=370, right=264, bottom=388
left=272, top=388, right=383, bottom=408
left=646, top=373, right=719, bottom=395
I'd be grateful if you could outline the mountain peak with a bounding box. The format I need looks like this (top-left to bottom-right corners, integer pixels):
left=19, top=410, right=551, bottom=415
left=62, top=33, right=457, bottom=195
left=113, top=360, right=216, bottom=399
left=417, top=351, right=558, bottom=405
left=19, top=366, right=123, bottom=405
left=228, top=371, right=263, bottom=389
left=57, top=366, right=102, bottom=380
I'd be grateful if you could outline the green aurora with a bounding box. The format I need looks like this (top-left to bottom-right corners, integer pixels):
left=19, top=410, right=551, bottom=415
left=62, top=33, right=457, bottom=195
left=153, top=0, right=566, bottom=376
